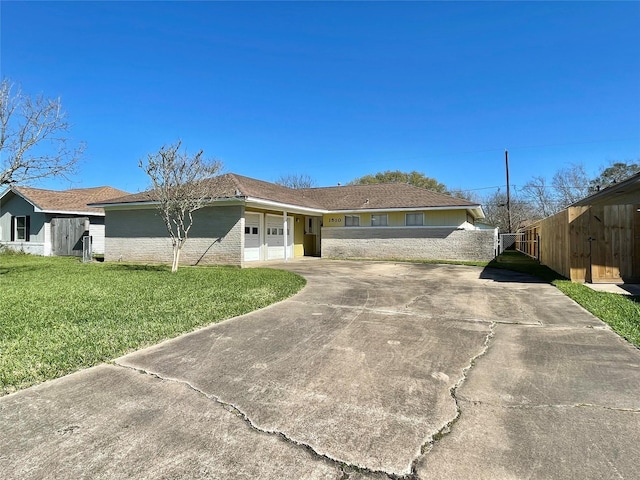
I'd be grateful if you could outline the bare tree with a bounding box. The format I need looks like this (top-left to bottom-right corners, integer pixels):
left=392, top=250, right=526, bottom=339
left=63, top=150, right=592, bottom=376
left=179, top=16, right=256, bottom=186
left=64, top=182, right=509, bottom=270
left=447, top=187, right=481, bottom=203
left=521, top=163, right=590, bottom=216
left=552, top=163, right=589, bottom=208
left=275, top=173, right=317, bottom=189
left=0, top=79, right=84, bottom=186
left=139, top=141, right=223, bottom=272
left=482, top=189, right=536, bottom=233
left=521, top=175, right=558, bottom=218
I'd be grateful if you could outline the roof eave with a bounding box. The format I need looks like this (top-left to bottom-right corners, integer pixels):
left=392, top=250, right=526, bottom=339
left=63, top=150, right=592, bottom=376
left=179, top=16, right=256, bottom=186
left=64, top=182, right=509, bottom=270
left=93, top=197, right=247, bottom=210
left=90, top=200, right=160, bottom=209
left=570, top=172, right=640, bottom=207
left=38, top=209, right=105, bottom=216
left=331, top=204, right=484, bottom=217
left=244, top=197, right=328, bottom=215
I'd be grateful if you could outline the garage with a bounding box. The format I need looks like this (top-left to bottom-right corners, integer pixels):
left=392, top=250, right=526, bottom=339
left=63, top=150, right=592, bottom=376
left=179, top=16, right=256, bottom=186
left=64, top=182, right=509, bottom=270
left=266, top=214, right=293, bottom=260
left=244, top=212, right=262, bottom=262
left=243, top=213, right=293, bottom=262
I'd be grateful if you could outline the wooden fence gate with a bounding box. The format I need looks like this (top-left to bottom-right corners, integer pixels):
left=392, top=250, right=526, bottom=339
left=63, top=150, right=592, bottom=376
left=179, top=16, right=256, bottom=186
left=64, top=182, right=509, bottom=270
left=51, top=217, right=89, bottom=256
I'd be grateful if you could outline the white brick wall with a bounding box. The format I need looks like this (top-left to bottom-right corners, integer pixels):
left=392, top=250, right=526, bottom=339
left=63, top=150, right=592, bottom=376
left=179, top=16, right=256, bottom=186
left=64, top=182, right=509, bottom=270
left=105, top=205, right=244, bottom=266
left=88, top=220, right=105, bottom=255
left=0, top=242, right=46, bottom=255
left=321, top=227, right=497, bottom=262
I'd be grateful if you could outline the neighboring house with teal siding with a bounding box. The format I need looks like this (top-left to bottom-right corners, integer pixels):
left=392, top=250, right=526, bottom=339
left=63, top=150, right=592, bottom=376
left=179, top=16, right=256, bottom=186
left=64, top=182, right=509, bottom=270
left=92, top=173, right=496, bottom=266
left=0, top=185, right=128, bottom=256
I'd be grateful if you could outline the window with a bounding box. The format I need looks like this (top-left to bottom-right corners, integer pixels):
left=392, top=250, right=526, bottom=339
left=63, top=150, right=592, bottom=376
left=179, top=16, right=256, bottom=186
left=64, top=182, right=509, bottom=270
left=307, top=217, right=315, bottom=234
left=245, top=227, right=251, bottom=234
left=405, top=213, right=424, bottom=226
left=345, top=215, right=360, bottom=226
left=345, top=215, right=360, bottom=227
left=371, top=214, right=388, bottom=226
left=11, top=215, right=30, bottom=242
left=252, top=227, right=258, bottom=235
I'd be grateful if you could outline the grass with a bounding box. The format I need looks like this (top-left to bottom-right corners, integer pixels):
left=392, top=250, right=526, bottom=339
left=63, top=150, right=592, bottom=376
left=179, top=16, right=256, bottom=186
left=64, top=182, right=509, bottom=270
left=0, top=254, right=306, bottom=396
left=488, top=251, right=640, bottom=347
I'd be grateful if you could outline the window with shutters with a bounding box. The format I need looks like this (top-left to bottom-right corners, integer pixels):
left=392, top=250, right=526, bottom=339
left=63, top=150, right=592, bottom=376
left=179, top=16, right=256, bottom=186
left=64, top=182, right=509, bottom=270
left=13, top=216, right=29, bottom=241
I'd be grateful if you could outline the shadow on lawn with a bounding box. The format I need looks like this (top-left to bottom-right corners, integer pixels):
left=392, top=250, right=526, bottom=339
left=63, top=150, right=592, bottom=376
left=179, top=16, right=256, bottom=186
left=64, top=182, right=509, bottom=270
left=0, top=265, right=41, bottom=276
left=103, top=263, right=170, bottom=273
left=481, top=250, right=566, bottom=285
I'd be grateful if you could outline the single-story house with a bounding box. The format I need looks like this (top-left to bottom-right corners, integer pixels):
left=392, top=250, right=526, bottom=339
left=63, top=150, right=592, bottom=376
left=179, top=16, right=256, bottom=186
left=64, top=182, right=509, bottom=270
left=519, top=171, right=640, bottom=283
left=0, top=185, right=128, bottom=256
left=93, top=173, right=496, bottom=266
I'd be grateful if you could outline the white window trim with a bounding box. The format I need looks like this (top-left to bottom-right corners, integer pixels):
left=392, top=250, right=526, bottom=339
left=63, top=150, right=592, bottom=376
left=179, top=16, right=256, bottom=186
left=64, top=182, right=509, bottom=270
left=405, top=213, right=424, bottom=226
left=371, top=214, right=388, bottom=227
left=15, top=215, right=27, bottom=241
left=345, top=215, right=360, bottom=227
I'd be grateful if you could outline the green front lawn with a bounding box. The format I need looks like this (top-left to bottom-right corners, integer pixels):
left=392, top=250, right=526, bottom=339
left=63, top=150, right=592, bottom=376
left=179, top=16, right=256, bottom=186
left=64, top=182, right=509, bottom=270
left=489, top=251, right=640, bottom=348
left=0, top=254, right=306, bottom=396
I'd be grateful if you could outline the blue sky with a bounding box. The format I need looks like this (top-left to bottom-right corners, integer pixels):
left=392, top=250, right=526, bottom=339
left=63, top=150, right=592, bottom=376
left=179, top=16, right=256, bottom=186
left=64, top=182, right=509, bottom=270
left=1, top=1, right=639, bottom=197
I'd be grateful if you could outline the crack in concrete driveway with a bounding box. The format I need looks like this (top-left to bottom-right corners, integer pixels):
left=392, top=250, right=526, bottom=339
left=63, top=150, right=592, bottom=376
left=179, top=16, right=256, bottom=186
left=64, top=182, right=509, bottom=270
left=2, top=260, right=639, bottom=479
left=113, top=261, right=498, bottom=476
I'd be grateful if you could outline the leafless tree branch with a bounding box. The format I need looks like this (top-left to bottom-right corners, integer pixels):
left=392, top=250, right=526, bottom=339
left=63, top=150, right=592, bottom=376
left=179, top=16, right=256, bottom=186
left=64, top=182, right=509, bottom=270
left=275, top=173, right=317, bottom=189
left=0, top=79, right=84, bottom=186
left=139, top=140, right=223, bottom=272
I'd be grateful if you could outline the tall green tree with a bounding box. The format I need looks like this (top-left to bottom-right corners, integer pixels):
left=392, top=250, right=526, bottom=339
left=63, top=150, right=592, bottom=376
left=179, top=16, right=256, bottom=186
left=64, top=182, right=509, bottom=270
left=589, top=161, right=639, bottom=192
left=349, top=170, right=447, bottom=193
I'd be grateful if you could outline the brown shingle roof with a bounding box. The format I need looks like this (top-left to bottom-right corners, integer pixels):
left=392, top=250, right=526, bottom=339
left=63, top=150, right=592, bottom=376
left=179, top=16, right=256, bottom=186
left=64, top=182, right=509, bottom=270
left=303, top=182, right=478, bottom=210
left=97, top=173, right=479, bottom=213
left=13, top=186, right=129, bottom=215
left=98, top=173, right=326, bottom=209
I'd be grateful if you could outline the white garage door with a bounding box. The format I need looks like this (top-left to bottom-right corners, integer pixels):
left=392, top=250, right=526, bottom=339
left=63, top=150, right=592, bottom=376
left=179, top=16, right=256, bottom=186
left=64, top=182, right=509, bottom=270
left=266, top=215, right=293, bottom=260
left=244, top=213, right=262, bottom=262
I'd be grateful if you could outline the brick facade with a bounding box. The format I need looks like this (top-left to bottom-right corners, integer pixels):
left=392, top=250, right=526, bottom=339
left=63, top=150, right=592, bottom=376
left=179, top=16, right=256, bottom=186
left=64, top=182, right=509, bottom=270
left=105, top=205, right=244, bottom=266
left=321, top=227, right=497, bottom=262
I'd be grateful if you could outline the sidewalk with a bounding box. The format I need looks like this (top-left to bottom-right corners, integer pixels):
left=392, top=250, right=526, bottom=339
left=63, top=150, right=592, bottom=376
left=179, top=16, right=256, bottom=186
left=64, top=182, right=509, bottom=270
left=584, top=283, right=640, bottom=296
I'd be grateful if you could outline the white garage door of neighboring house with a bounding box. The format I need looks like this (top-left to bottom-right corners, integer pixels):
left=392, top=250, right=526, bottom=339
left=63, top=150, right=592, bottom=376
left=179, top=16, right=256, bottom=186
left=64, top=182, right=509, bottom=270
left=244, top=213, right=262, bottom=262
left=266, top=214, right=293, bottom=260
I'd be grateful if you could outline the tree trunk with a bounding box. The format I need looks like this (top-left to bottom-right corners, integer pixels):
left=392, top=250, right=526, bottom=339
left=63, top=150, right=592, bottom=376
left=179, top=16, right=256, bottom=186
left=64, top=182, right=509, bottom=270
left=172, top=244, right=181, bottom=273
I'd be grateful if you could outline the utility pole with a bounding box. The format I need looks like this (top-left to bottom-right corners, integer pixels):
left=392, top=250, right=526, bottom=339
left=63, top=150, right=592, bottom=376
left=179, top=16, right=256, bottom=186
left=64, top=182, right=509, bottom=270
left=505, top=149, right=512, bottom=233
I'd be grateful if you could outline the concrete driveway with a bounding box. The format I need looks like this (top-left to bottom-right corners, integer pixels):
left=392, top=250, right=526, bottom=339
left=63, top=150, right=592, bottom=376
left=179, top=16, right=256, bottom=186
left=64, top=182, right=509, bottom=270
left=1, top=260, right=639, bottom=479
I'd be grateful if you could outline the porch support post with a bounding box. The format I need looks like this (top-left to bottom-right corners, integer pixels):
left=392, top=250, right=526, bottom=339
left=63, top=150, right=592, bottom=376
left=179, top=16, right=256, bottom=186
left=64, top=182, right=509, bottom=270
left=283, top=211, right=288, bottom=262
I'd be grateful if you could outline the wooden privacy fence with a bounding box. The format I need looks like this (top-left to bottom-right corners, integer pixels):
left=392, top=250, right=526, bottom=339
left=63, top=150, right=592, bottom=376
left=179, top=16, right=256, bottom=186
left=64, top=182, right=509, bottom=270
left=498, top=232, right=539, bottom=260
left=520, top=204, right=640, bottom=283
